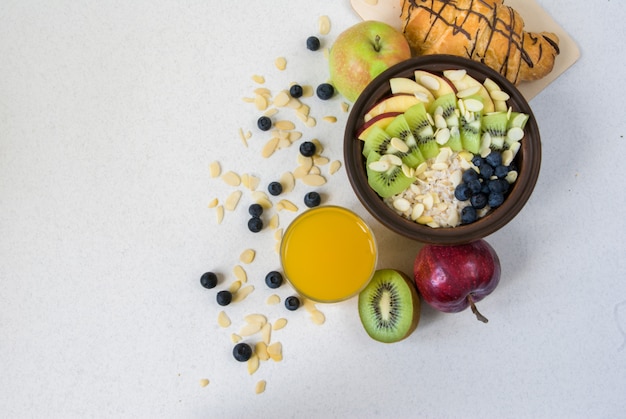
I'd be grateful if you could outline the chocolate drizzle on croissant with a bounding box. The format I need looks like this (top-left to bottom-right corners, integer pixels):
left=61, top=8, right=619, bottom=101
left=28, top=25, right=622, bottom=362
left=401, top=0, right=560, bottom=84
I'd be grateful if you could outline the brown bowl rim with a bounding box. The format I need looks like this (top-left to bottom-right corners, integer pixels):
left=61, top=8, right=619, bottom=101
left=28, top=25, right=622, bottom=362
left=343, top=55, right=542, bottom=245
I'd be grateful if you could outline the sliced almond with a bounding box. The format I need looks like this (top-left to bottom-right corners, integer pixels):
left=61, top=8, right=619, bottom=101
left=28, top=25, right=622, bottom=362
left=266, top=294, right=280, bottom=305
left=456, top=85, right=480, bottom=98
left=221, top=171, right=241, bottom=187
left=280, top=172, right=295, bottom=193
left=275, top=120, right=295, bottom=131
left=217, top=311, right=231, bottom=328
left=255, top=342, right=270, bottom=361
left=254, top=94, right=268, bottom=111
left=318, top=15, right=331, bottom=35
left=268, top=213, right=279, bottom=229
left=261, top=137, right=279, bottom=158
left=274, top=228, right=283, bottom=241
left=302, top=174, right=326, bottom=186
left=239, top=249, right=256, bottom=264
left=207, top=197, right=218, bottom=208
left=305, top=116, right=316, bottom=128
left=274, top=56, right=287, bottom=71
left=228, top=280, right=242, bottom=294
left=255, top=380, right=266, bottom=394
left=329, top=160, right=342, bottom=175
left=199, top=378, right=210, bottom=387
left=247, top=353, right=260, bottom=375
left=251, top=74, right=265, bottom=84
left=273, top=318, right=288, bottom=330
left=277, top=199, right=298, bottom=212
left=322, top=116, right=337, bottom=123
left=231, top=333, right=242, bottom=343
left=310, top=310, right=326, bottom=325
left=239, top=322, right=262, bottom=337
left=261, top=322, right=272, bottom=345
left=215, top=205, right=224, bottom=224
left=314, top=156, right=330, bottom=166
left=233, top=265, right=247, bottom=283
left=224, top=190, right=242, bottom=211
left=232, top=285, right=254, bottom=303
left=490, top=90, right=510, bottom=101
left=244, top=314, right=267, bottom=326
left=273, top=90, right=291, bottom=107
left=267, top=342, right=283, bottom=361
left=341, top=101, right=350, bottom=113
left=209, top=161, right=221, bottom=178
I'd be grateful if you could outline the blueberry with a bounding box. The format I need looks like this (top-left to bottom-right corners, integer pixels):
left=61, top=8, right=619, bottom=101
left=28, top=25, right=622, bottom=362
left=306, top=36, right=320, bottom=51
left=472, top=155, right=484, bottom=168
left=248, top=203, right=263, bottom=217
left=479, top=163, right=494, bottom=179
left=299, top=141, right=316, bottom=157
left=454, top=183, right=472, bottom=201
left=257, top=116, right=272, bottom=131
left=462, top=168, right=479, bottom=184
left=488, top=178, right=509, bottom=194
left=461, top=206, right=477, bottom=224
left=248, top=217, right=263, bottom=233
left=285, top=296, right=301, bottom=311
left=481, top=181, right=491, bottom=195
left=494, top=164, right=509, bottom=179
left=216, top=290, right=232, bottom=306
left=268, top=181, right=283, bottom=196
left=232, top=343, right=253, bottom=362
left=467, top=178, right=482, bottom=194
left=265, top=271, right=283, bottom=289
left=485, top=151, right=502, bottom=167
left=200, top=272, right=218, bottom=289
left=470, top=192, right=488, bottom=210
left=289, top=84, right=303, bottom=98
left=304, top=191, right=321, bottom=208
left=488, top=192, right=505, bottom=208
left=316, top=83, right=334, bottom=100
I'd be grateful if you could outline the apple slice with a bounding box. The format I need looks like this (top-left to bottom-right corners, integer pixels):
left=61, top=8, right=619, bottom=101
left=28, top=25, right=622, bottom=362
left=356, top=112, right=401, bottom=140
left=483, top=78, right=509, bottom=112
left=414, top=70, right=455, bottom=98
left=443, top=71, right=495, bottom=113
left=389, top=77, right=435, bottom=104
left=364, top=94, right=422, bottom=122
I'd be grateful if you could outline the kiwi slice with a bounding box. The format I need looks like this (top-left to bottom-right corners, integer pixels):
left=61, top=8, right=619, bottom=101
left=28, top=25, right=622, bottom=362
left=459, top=94, right=484, bottom=154
left=365, top=151, right=414, bottom=198
left=428, top=92, right=463, bottom=152
left=358, top=269, right=420, bottom=343
left=481, top=111, right=509, bottom=151
left=385, top=114, right=425, bottom=168
left=404, top=102, right=439, bottom=160
left=362, top=125, right=392, bottom=159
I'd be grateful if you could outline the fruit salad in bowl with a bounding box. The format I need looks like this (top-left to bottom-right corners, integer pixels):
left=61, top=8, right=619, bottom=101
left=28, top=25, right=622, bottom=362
left=343, top=55, right=541, bottom=245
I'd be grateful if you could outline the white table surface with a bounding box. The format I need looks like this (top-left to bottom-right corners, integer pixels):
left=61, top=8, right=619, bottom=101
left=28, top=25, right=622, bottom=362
left=1, top=1, right=625, bottom=417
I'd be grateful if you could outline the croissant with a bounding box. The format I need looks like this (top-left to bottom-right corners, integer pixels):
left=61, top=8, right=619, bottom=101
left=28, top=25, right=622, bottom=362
left=400, top=0, right=560, bottom=84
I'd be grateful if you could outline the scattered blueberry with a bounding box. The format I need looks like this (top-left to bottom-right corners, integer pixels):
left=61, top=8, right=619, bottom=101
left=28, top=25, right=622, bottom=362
left=248, top=203, right=263, bottom=217
left=232, top=343, right=253, bottom=362
left=265, top=271, right=283, bottom=289
left=485, top=151, right=502, bottom=167
left=268, top=181, right=283, bottom=196
left=461, top=206, right=478, bottom=224
left=454, top=183, right=472, bottom=201
left=316, top=83, right=334, bottom=100
left=289, top=84, right=303, bottom=98
left=467, top=178, right=482, bottom=194
left=299, top=141, right=316, bottom=157
left=494, top=165, right=509, bottom=179
left=285, top=296, right=301, bottom=311
left=479, top=163, right=494, bottom=180
left=216, top=290, right=232, bottom=306
left=248, top=217, right=263, bottom=233
left=306, top=36, right=320, bottom=51
left=462, top=168, right=479, bottom=184
left=304, top=191, right=321, bottom=208
left=200, top=272, right=218, bottom=289
left=257, top=116, right=272, bottom=131
left=488, top=178, right=509, bottom=194
left=472, top=155, right=484, bottom=168
left=470, top=192, right=488, bottom=210
left=488, top=192, right=505, bottom=208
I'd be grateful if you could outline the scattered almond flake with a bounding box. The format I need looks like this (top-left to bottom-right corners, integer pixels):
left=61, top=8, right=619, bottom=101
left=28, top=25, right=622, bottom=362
left=310, top=310, right=326, bottom=325
left=255, top=380, right=266, bottom=394
left=261, top=137, right=279, bottom=158
left=322, top=116, right=337, bottom=124
left=244, top=314, right=267, bottom=326
left=292, top=165, right=310, bottom=179
left=199, top=378, right=210, bottom=387
left=233, top=265, right=247, bottom=283
left=217, top=310, right=231, bottom=328
left=242, top=96, right=255, bottom=103
left=266, top=294, right=280, bottom=305
left=261, top=322, right=272, bottom=345
left=239, top=249, right=255, bottom=264
left=273, top=90, right=291, bottom=107
left=209, top=161, right=221, bottom=178
left=287, top=98, right=303, bottom=109
left=264, top=108, right=278, bottom=117
left=254, top=94, right=269, bottom=111
left=297, top=154, right=313, bottom=167
left=289, top=131, right=302, bottom=143
left=302, top=174, right=326, bottom=186
left=238, top=127, right=248, bottom=147
left=311, top=139, right=323, bottom=154
left=313, top=156, right=329, bottom=166
left=247, top=353, right=260, bottom=375
left=295, top=112, right=307, bottom=123
left=274, top=242, right=280, bottom=254
left=231, top=333, right=242, bottom=343
left=255, top=342, right=270, bottom=361
left=279, top=172, right=295, bottom=193
left=215, top=205, right=224, bottom=224
left=273, top=318, right=288, bottom=330
left=277, top=137, right=291, bottom=149
left=275, top=120, right=295, bottom=131
left=267, top=342, right=283, bottom=362
left=302, top=297, right=318, bottom=313
left=274, top=228, right=283, bottom=241
left=239, top=322, right=262, bottom=337
left=305, top=116, right=316, bottom=127
left=341, top=102, right=350, bottom=112
left=318, top=15, right=331, bottom=35
left=329, top=160, right=342, bottom=175
left=221, top=171, right=241, bottom=187
left=268, top=213, right=279, bottom=229
left=232, top=285, right=254, bottom=303
left=309, top=166, right=321, bottom=176
left=296, top=103, right=310, bottom=118
left=274, top=56, right=287, bottom=71
left=208, top=197, right=218, bottom=208
left=224, top=190, right=242, bottom=211
left=228, top=280, right=242, bottom=294
left=254, top=87, right=271, bottom=97
left=252, top=74, right=265, bottom=84
left=277, top=199, right=298, bottom=212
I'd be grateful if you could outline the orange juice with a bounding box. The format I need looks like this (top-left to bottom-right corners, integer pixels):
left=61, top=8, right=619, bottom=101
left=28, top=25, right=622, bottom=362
left=280, top=206, right=377, bottom=303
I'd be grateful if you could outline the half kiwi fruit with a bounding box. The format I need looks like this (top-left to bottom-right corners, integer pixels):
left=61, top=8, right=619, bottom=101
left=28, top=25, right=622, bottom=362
left=358, top=269, right=420, bottom=343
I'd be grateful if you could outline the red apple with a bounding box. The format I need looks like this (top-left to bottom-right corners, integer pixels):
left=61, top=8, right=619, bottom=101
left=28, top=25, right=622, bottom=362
left=413, top=239, right=501, bottom=323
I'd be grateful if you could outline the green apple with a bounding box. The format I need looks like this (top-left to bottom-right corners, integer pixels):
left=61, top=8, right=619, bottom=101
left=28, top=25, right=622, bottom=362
left=329, top=21, right=411, bottom=103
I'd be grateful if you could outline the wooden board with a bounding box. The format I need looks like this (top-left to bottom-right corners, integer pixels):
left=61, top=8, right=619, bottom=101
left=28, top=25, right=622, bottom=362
left=350, top=0, right=580, bottom=100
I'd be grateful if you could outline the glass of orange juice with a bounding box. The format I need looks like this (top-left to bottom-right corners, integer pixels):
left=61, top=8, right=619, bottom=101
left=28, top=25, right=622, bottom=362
left=280, top=206, right=377, bottom=303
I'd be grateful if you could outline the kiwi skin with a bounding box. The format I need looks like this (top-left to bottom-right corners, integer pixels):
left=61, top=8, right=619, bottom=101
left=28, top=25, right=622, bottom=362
left=358, top=269, right=421, bottom=343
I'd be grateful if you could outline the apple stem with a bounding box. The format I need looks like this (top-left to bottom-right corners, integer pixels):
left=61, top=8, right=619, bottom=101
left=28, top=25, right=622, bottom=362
left=373, top=35, right=381, bottom=52
left=468, top=294, right=489, bottom=323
